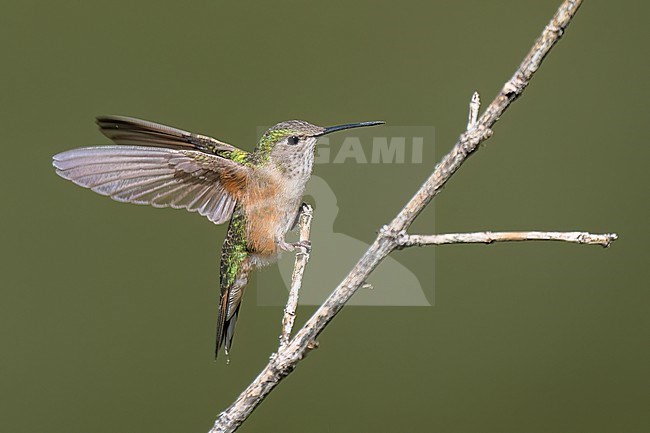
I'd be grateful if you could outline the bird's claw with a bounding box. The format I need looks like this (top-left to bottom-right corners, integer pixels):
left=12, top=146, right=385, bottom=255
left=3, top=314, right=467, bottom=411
left=293, top=240, right=312, bottom=254
left=278, top=239, right=311, bottom=254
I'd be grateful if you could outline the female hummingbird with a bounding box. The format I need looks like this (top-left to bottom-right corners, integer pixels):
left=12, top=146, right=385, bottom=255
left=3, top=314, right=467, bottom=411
left=53, top=115, right=383, bottom=357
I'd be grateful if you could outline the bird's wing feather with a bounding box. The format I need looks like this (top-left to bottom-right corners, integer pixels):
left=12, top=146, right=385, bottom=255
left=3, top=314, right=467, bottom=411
left=96, top=115, right=239, bottom=156
left=53, top=146, right=248, bottom=224
left=53, top=116, right=251, bottom=224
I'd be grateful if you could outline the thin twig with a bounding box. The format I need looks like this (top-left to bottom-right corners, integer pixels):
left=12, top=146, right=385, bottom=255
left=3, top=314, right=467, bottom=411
left=209, top=1, right=596, bottom=432
left=467, top=91, right=480, bottom=130
left=399, top=231, right=618, bottom=248
left=280, top=205, right=314, bottom=348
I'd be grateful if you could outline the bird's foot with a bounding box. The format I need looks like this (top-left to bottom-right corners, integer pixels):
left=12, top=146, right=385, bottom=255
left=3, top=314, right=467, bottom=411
left=278, top=240, right=295, bottom=252
left=278, top=239, right=311, bottom=254
left=292, top=240, right=311, bottom=254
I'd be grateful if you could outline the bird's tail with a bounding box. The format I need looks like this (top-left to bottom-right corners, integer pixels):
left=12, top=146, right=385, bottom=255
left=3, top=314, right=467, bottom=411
left=216, top=208, right=251, bottom=358
left=216, top=258, right=251, bottom=358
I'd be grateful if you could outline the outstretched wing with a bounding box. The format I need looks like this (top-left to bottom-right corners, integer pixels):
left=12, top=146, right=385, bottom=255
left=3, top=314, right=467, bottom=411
left=53, top=116, right=250, bottom=224
left=96, top=115, right=238, bottom=155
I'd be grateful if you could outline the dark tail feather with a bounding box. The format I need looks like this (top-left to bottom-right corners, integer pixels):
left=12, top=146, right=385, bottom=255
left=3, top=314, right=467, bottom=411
left=215, top=295, right=228, bottom=359
left=215, top=300, right=242, bottom=359
left=215, top=259, right=251, bottom=359
left=224, top=309, right=240, bottom=355
left=216, top=207, right=251, bottom=359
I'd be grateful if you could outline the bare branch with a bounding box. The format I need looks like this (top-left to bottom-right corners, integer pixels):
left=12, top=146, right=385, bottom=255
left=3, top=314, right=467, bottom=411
left=208, top=1, right=598, bottom=432
left=399, top=231, right=618, bottom=248
left=280, top=205, right=314, bottom=348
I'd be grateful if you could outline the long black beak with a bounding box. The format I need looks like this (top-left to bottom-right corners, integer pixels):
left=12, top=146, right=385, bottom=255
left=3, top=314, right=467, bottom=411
left=315, top=121, right=384, bottom=137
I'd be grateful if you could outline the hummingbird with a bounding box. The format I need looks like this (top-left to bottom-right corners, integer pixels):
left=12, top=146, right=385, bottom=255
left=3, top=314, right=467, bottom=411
left=52, top=115, right=383, bottom=357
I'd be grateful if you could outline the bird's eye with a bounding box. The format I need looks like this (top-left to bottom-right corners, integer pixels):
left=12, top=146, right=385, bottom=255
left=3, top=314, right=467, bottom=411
left=287, top=136, right=300, bottom=145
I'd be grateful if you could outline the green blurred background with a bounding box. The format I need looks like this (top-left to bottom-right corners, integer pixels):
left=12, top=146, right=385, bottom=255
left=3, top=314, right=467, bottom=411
left=1, top=1, right=648, bottom=432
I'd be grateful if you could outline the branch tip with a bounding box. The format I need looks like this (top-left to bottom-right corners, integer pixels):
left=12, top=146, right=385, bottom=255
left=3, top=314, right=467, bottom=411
left=467, top=91, right=481, bottom=130
left=279, top=205, right=314, bottom=348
